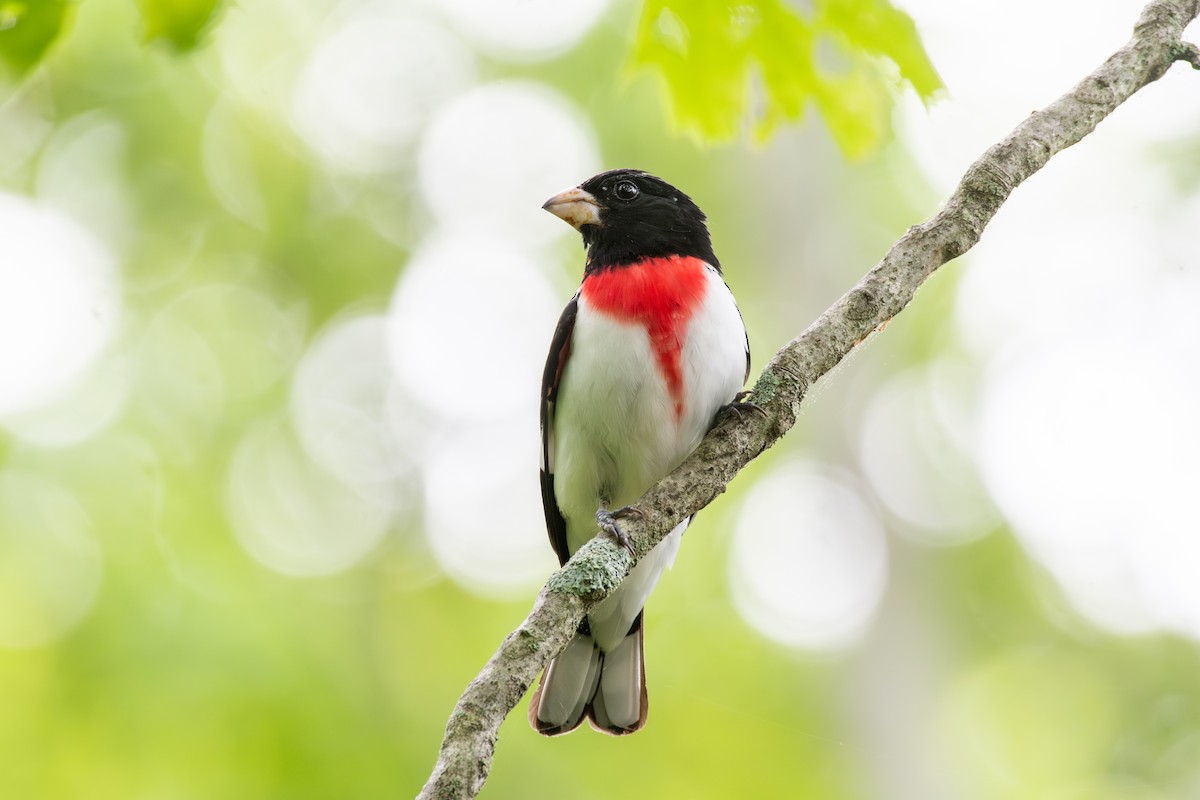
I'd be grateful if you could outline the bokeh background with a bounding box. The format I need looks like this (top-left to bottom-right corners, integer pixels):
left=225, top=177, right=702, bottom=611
left=2, top=0, right=1200, bottom=797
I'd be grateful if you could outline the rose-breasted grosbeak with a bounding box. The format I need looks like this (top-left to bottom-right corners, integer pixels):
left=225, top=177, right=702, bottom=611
left=529, top=169, right=750, bottom=736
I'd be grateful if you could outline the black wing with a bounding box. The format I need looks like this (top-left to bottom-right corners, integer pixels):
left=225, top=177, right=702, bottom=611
left=540, top=295, right=578, bottom=566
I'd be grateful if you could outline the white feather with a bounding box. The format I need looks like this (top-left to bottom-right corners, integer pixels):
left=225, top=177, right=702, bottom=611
left=535, top=632, right=600, bottom=728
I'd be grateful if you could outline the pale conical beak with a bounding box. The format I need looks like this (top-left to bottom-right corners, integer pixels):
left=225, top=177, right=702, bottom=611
left=542, top=186, right=601, bottom=231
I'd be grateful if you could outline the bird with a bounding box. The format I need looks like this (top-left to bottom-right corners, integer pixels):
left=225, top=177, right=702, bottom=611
left=529, top=169, right=750, bottom=736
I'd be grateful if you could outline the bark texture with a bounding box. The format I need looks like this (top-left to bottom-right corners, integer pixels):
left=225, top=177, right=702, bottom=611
left=419, top=2, right=1200, bottom=797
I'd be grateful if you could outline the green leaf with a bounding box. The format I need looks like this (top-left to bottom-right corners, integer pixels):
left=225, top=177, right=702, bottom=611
left=628, top=0, right=943, bottom=155
left=0, top=0, right=74, bottom=79
left=815, top=0, right=943, bottom=101
left=135, top=0, right=223, bottom=52
left=812, top=60, right=892, bottom=158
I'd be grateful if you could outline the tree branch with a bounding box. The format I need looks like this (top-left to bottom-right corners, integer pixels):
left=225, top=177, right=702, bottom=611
left=418, top=1, right=1200, bottom=797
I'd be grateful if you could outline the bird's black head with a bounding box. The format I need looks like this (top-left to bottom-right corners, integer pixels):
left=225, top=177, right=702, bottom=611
left=542, top=169, right=719, bottom=272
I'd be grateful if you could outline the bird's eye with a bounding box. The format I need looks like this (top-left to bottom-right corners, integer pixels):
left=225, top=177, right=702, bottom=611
left=613, top=181, right=639, bottom=201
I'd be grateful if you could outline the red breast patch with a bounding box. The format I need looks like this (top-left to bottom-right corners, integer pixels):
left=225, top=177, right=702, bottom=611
left=581, top=255, right=709, bottom=420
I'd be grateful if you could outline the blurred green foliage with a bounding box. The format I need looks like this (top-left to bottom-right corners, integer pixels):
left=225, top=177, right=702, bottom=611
left=0, top=0, right=74, bottom=78
left=134, top=0, right=223, bottom=50
left=0, top=0, right=940, bottom=153
left=629, top=0, right=942, bottom=153
left=0, top=0, right=221, bottom=75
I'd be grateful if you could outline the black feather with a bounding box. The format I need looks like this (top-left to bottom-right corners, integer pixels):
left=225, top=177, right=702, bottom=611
left=539, top=295, right=578, bottom=566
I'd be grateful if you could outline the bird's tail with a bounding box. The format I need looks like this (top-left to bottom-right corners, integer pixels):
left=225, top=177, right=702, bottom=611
left=586, top=619, right=647, bottom=735
left=529, top=615, right=648, bottom=736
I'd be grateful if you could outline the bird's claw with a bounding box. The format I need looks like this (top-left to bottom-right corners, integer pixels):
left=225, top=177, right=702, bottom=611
left=718, top=391, right=768, bottom=422
left=596, top=506, right=641, bottom=556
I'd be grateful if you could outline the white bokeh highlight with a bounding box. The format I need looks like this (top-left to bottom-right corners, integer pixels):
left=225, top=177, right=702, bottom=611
left=202, top=98, right=269, bottom=230
left=417, top=81, right=600, bottom=245
left=291, top=312, right=422, bottom=509
left=979, top=278, right=1200, bottom=637
left=423, top=423, right=557, bottom=597
left=951, top=156, right=1165, bottom=359
left=387, top=233, right=563, bottom=422
left=1, top=356, right=131, bottom=447
left=227, top=417, right=391, bottom=577
left=0, top=193, right=120, bottom=420
left=426, top=0, right=611, bottom=62
left=0, top=79, right=53, bottom=180
left=292, top=8, right=474, bottom=173
left=35, top=112, right=134, bottom=250
left=859, top=363, right=999, bottom=545
left=730, top=463, right=888, bottom=651
left=138, top=284, right=305, bottom=463
left=0, top=471, right=103, bottom=649
left=897, top=0, right=1200, bottom=195
left=899, top=0, right=1200, bottom=639
left=215, top=0, right=332, bottom=116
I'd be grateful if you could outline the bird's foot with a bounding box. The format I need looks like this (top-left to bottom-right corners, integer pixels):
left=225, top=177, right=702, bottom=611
left=717, top=391, right=768, bottom=422
left=596, top=505, right=643, bottom=556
